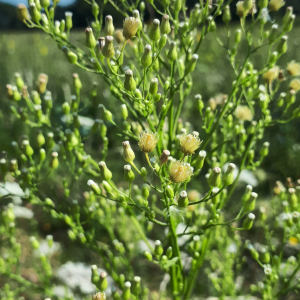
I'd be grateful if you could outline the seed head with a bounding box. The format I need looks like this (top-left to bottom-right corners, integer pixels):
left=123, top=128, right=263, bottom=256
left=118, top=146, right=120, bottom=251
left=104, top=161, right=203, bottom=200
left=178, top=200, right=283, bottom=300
left=263, top=66, right=280, bottom=83
left=123, top=17, right=140, bottom=40
left=287, top=61, right=300, bottom=76
left=179, top=133, right=202, bottom=155
left=160, top=150, right=170, bottom=165
left=269, top=0, right=285, bottom=12
left=93, top=292, right=106, bottom=300
left=169, top=161, right=193, bottom=183
left=289, top=79, right=300, bottom=92
left=235, top=105, right=253, bottom=121
left=138, top=131, right=159, bottom=153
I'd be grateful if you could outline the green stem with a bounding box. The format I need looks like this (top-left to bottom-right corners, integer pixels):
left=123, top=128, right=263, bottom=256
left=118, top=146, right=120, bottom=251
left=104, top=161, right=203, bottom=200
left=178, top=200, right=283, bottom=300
left=183, top=232, right=211, bottom=300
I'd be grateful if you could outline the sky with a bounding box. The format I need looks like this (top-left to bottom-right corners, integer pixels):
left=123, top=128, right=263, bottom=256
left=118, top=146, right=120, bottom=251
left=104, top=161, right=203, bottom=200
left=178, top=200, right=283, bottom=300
left=1, top=0, right=76, bottom=6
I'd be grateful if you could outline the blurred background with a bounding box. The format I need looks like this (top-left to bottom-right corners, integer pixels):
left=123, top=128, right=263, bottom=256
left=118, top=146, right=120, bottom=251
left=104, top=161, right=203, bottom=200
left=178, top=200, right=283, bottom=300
left=1, top=1, right=300, bottom=299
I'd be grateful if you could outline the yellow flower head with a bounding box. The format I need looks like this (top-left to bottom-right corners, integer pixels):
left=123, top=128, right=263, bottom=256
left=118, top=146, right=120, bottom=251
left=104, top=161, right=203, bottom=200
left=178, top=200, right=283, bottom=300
left=235, top=105, right=253, bottom=121
left=236, top=1, right=246, bottom=18
left=93, top=292, right=106, bottom=300
left=289, top=79, right=300, bottom=92
left=138, top=131, right=159, bottom=153
left=123, top=17, right=140, bottom=40
left=287, top=61, right=300, bottom=76
left=263, top=66, right=280, bottom=83
left=169, top=161, right=193, bottom=183
left=179, top=133, right=202, bottom=155
left=269, top=0, right=285, bottom=12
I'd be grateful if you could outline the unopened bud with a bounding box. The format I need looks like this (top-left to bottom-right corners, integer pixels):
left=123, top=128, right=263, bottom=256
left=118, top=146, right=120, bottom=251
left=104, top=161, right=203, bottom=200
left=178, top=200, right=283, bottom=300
left=222, top=163, right=236, bottom=186
left=105, top=15, right=114, bottom=36
left=149, top=19, right=160, bottom=41
left=178, top=190, right=189, bottom=207
left=124, top=69, right=136, bottom=91
left=207, top=167, right=221, bottom=187
left=102, top=36, right=115, bottom=58
left=243, top=213, right=255, bottom=229
left=244, top=192, right=257, bottom=211
left=50, top=152, right=59, bottom=169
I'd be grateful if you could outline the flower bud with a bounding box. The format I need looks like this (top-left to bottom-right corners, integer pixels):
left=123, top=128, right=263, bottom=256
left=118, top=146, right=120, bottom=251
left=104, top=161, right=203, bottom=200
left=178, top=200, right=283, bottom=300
left=243, top=0, right=253, bottom=13
left=208, top=167, right=221, bottom=187
left=161, top=15, right=171, bottom=34
left=98, top=271, right=108, bottom=291
left=168, top=41, right=177, bottom=61
left=222, top=163, right=236, bottom=186
left=288, top=188, right=298, bottom=209
left=132, top=10, right=142, bottom=32
left=260, top=248, right=270, bottom=263
left=283, top=14, right=295, bottom=33
left=62, top=46, right=78, bottom=64
left=105, top=15, right=114, bottom=36
left=283, top=6, right=293, bottom=24
left=122, top=141, right=135, bottom=163
left=120, top=104, right=129, bottom=120
left=65, top=12, right=73, bottom=30
left=149, top=78, right=158, bottom=95
left=124, top=69, right=136, bottom=91
left=141, top=44, right=152, bottom=68
left=243, top=213, right=255, bottom=229
left=30, top=236, right=40, bottom=250
left=50, top=152, right=59, bottom=169
left=207, top=16, right=216, bottom=33
left=140, top=167, right=147, bottom=178
left=22, top=140, right=34, bottom=157
left=123, top=17, right=139, bottom=40
left=122, top=282, right=131, bottom=300
left=194, top=150, right=206, bottom=170
left=276, top=36, right=288, bottom=55
left=30, top=3, right=41, bottom=23
left=222, top=5, right=231, bottom=24
left=165, top=185, right=174, bottom=199
left=142, top=184, right=149, bottom=199
left=258, top=0, right=268, bottom=8
left=144, top=251, right=152, bottom=261
left=102, top=36, right=115, bottom=58
left=268, top=24, right=278, bottom=44
left=185, top=54, right=198, bottom=74
left=98, top=161, right=112, bottom=181
left=159, top=34, right=167, bottom=49
left=260, top=141, right=269, bottom=157
left=149, top=19, right=160, bottom=41
left=17, top=4, right=30, bottom=22
left=244, top=192, right=257, bottom=211
left=91, top=265, right=100, bottom=285
left=154, top=240, right=163, bottom=257
left=234, top=29, right=242, bottom=44
left=178, top=190, right=189, bottom=207
left=87, top=180, right=101, bottom=195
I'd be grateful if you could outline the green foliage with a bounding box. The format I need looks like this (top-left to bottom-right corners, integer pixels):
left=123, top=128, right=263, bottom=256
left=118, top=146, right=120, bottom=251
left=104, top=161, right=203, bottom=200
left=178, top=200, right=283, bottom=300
left=1, top=0, right=300, bottom=300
